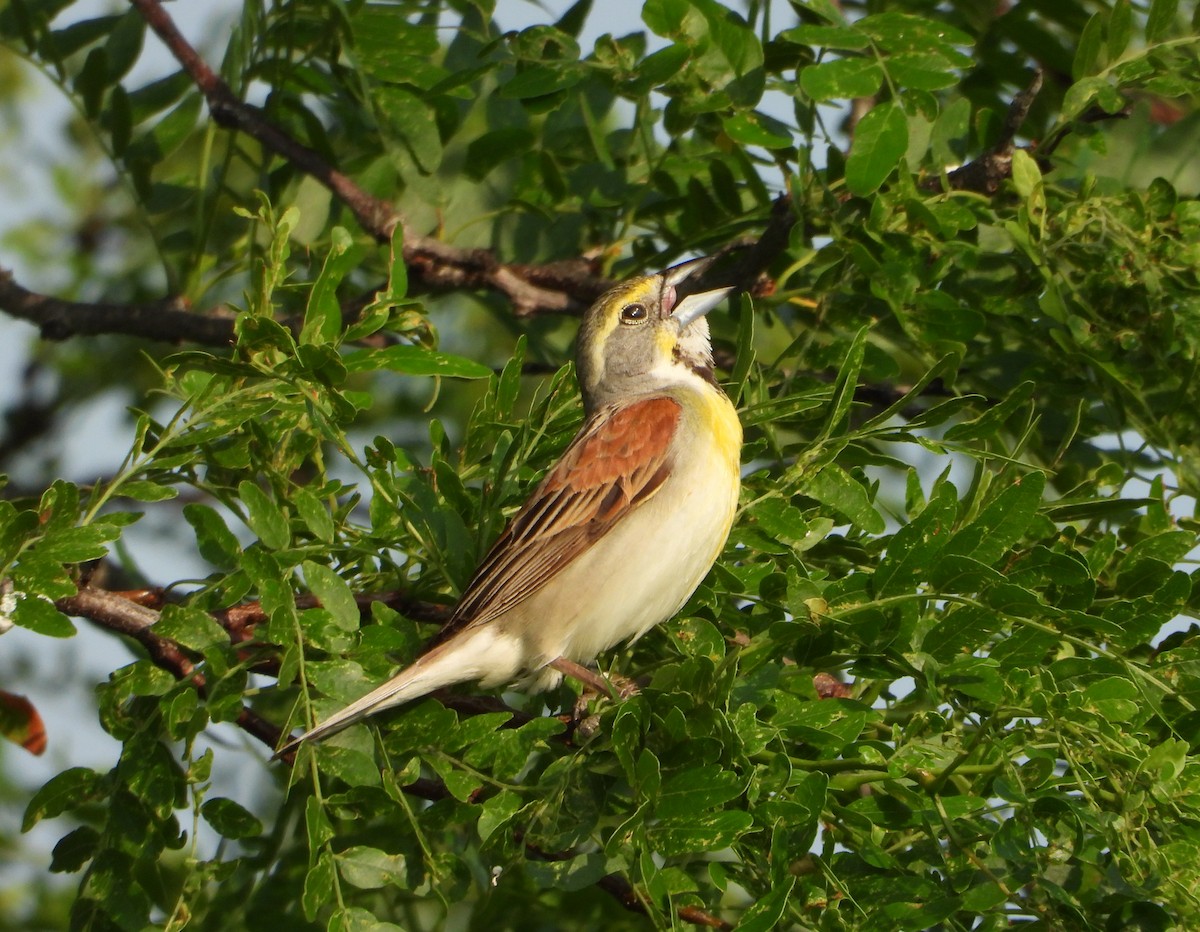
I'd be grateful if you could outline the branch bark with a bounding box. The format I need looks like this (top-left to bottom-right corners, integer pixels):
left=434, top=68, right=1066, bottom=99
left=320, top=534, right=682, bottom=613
left=0, top=268, right=236, bottom=344
left=128, top=0, right=613, bottom=316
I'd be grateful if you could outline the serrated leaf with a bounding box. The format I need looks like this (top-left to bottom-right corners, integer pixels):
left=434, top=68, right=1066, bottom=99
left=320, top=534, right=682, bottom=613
left=34, top=525, right=112, bottom=563
left=845, top=101, right=907, bottom=195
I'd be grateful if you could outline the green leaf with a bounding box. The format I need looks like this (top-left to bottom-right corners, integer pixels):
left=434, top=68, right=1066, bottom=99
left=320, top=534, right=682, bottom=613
left=102, top=8, right=143, bottom=84
left=344, top=345, right=493, bottom=379
left=874, top=482, right=958, bottom=598
left=306, top=795, right=334, bottom=851
left=655, top=765, right=745, bottom=819
left=1108, top=0, right=1133, bottom=59
left=182, top=503, right=242, bottom=569
left=201, top=797, right=263, bottom=839
left=302, top=851, right=335, bottom=921
left=943, top=382, right=1034, bottom=441
left=805, top=464, right=886, bottom=534
left=820, top=326, right=867, bottom=441
left=237, top=481, right=290, bottom=551
left=12, top=596, right=75, bottom=638
left=1146, top=0, right=1180, bottom=42
left=722, top=110, right=793, bottom=149
left=477, top=790, right=523, bottom=842
left=845, top=101, right=907, bottom=195
left=738, top=877, right=796, bottom=932
left=1081, top=676, right=1140, bottom=723
left=500, top=64, right=584, bottom=99
left=23, top=767, right=106, bottom=831
left=1010, top=148, right=1041, bottom=199
left=375, top=87, right=442, bottom=172
left=645, top=810, right=753, bottom=856
left=944, top=472, right=1045, bottom=566
left=302, top=561, right=360, bottom=632
left=857, top=12, right=973, bottom=59
left=1073, top=12, right=1106, bottom=80
left=302, top=227, right=359, bottom=345
left=35, top=525, right=112, bottom=562
left=49, top=826, right=100, bottom=874
left=154, top=604, right=229, bottom=652
left=117, top=480, right=177, bottom=502
left=783, top=24, right=868, bottom=50
left=886, top=51, right=960, bottom=90
left=337, top=846, right=407, bottom=889
left=294, top=488, right=336, bottom=543
left=465, top=127, right=535, bottom=179
left=799, top=57, right=882, bottom=102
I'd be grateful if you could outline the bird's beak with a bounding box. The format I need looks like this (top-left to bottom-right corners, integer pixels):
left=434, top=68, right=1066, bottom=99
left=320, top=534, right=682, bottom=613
left=673, top=286, right=734, bottom=329
left=660, top=256, right=734, bottom=328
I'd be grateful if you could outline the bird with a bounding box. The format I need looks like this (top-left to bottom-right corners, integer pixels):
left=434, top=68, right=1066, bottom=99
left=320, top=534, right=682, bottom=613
left=277, top=256, right=742, bottom=756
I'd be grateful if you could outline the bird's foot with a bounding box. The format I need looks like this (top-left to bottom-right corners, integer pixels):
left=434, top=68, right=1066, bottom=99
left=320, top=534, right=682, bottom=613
left=550, top=657, right=641, bottom=700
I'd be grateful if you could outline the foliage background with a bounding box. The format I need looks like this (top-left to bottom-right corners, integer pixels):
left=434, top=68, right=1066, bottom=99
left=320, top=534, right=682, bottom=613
left=2, top=0, right=1200, bottom=929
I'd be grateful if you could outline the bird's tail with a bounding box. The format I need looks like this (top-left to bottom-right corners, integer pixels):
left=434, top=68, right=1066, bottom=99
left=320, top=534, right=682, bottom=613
left=274, top=625, right=503, bottom=758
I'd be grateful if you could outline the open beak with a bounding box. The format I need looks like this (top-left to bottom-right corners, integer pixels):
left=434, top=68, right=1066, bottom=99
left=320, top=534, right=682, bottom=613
left=660, top=256, right=734, bottom=328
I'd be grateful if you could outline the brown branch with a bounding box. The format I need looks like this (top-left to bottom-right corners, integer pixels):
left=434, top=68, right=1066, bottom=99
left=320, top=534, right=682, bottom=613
left=0, top=267, right=236, bottom=344
left=128, top=0, right=611, bottom=317
left=6, top=0, right=798, bottom=345
left=55, top=586, right=286, bottom=746
left=933, top=70, right=1045, bottom=195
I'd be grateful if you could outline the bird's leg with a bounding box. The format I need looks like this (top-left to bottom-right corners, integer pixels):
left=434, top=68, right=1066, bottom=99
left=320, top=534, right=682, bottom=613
left=550, top=657, right=641, bottom=700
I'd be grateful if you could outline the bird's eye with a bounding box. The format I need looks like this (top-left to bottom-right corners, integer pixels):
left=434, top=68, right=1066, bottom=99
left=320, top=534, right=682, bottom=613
left=620, top=303, right=647, bottom=324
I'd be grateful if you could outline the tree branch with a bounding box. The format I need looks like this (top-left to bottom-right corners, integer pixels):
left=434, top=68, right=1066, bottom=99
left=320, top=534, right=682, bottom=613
left=0, top=267, right=236, bottom=344
left=933, top=70, right=1045, bottom=195
left=128, top=0, right=612, bottom=316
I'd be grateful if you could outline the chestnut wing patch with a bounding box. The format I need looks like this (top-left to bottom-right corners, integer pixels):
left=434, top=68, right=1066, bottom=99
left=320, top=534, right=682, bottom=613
left=430, top=396, right=681, bottom=644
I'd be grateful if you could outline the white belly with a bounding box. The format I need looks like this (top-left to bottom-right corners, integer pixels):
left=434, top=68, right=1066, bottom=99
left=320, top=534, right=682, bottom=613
left=496, top=402, right=740, bottom=676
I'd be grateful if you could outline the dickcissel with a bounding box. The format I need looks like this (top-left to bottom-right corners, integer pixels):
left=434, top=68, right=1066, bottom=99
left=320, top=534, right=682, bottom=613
left=278, top=256, right=742, bottom=754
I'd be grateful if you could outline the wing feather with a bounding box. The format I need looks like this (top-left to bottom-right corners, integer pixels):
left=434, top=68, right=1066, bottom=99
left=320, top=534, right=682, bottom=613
left=428, top=396, right=681, bottom=645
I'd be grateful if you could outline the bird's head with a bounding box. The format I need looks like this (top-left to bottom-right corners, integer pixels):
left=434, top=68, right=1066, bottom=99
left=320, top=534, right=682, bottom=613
left=576, top=257, right=733, bottom=413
